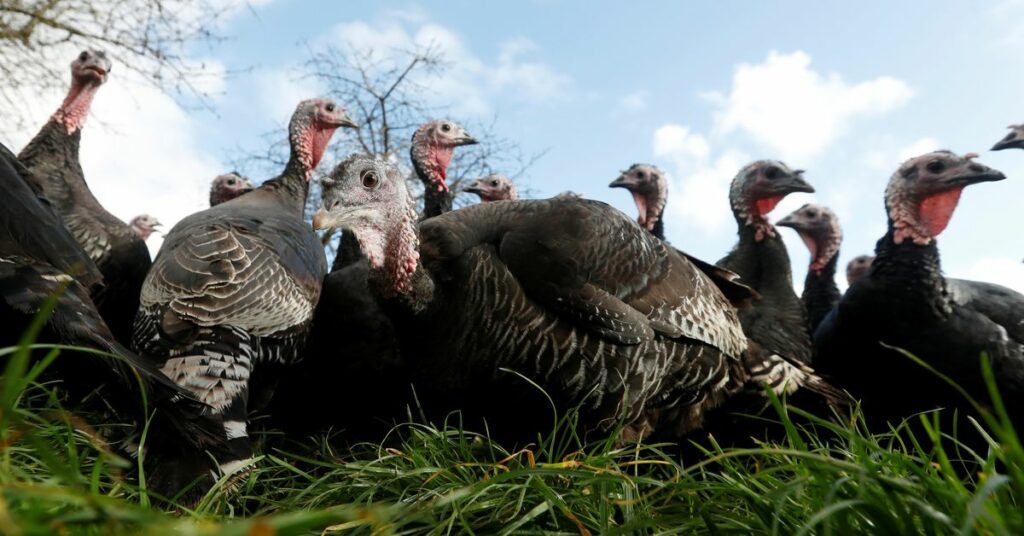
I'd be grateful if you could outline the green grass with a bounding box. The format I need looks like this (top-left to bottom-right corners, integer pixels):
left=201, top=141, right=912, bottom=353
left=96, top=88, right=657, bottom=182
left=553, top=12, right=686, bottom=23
left=2, top=341, right=1023, bottom=535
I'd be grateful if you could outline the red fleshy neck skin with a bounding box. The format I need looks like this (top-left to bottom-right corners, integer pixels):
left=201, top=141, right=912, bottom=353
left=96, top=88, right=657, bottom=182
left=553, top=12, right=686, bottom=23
left=890, top=186, right=964, bottom=246
left=632, top=191, right=650, bottom=229
left=425, top=145, right=454, bottom=192
left=51, top=79, right=101, bottom=134
left=918, top=188, right=963, bottom=239
left=293, top=124, right=338, bottom=180
left=744, top=195, right=785, bottom=242
left=755, top=195, right=784, bottom=217
left=798, top=233, right=819, bottom=269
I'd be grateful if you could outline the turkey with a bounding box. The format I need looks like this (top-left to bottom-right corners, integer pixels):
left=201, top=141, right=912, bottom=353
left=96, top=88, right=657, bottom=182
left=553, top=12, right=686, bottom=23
left=411, top=119, right=478, bottom=218
left=609, top=164, right=668, bottom=239
left=991, top=124, right=1024, bottom=151
left=311, top=156, right=842, bottom=441
left=776, top=204, right=842, bottom=334
left=717, top=161, right=815, bottom=365
left=132, top=98, right=356, bottom=498
left=209, top=172, right=254, bottom=206
left=609, top=163, right=843, bottom=416
left=18, top=49, right=151, bottom=346
left=325, top=119, right=475, bottom=274
left=0, top=142, right=217, bottom=493
left=129, top=214, right=161, bottom=241
left=846, top=255, right=874, bottom=285
left=465, top=174, right=518, bottom=202
left=814, top=150, right=1023, bottom=425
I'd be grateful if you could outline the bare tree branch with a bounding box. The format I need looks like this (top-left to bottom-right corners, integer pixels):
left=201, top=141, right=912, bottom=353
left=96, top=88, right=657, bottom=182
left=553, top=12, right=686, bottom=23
left=230, top=42, right=544, bottom=262
left=0, top=0, right=242, bottom=134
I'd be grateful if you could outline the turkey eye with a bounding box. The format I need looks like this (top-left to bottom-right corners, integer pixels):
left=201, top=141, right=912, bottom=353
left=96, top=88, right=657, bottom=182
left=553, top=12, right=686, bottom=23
left=807, top=211, right=818, bottom=218
left=491, top=180, right=499, bottom=186
left=227, top=179, right=236, bottom=185
left=79, top=52, right=88, bottom=61
left=636, top=171, right=646, bottom=179
left=441, top=123, right=451, bottom=132
left=325, top=103, right=335, bottom=112
left=926, top=161, right=945, bottom=174
left=764, top=167, right=779, bottom=179
left=361, top=169, right=379, bottom=188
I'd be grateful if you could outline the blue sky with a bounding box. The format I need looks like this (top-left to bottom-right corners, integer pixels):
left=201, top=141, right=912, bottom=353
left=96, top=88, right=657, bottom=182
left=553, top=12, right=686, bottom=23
left=9, top=0, right=1023, bottom=292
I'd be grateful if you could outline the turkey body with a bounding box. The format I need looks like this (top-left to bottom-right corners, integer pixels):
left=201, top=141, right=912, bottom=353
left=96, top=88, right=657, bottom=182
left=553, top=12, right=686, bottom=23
left=0, top=142, right=216, bottom=481
left=718, top=228, right=813, bottom=365
left=18, top=120, right=151, bottom=345
left=383, top=198, right=751, bottom=438
left=132, top=180, right=327, bottom=496
left=815, top=233, right=1024, bottom=423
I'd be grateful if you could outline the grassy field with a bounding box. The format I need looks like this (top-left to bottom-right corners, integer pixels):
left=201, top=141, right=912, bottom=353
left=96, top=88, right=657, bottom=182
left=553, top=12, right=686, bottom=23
left=2, top=339, right=1022, bottom=535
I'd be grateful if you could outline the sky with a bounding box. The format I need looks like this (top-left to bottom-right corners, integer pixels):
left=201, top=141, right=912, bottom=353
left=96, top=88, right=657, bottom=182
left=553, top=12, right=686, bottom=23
left=4, top=0, right=1023, bottom=293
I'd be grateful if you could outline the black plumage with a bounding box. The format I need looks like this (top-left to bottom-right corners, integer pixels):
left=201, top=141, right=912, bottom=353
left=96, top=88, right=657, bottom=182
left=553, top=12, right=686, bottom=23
left=776, top=203, right=843, bottom=334
left=18, top=50, right=151, bottom=345
left=131, top=98, right=354, bottom=497
left=717, top=160, right=815, bottom=365
left=0, top=142, right=218, bottom=493
left=815, top=151, right=1023, bottom=424
left=312, top=157, right=841, bottom=440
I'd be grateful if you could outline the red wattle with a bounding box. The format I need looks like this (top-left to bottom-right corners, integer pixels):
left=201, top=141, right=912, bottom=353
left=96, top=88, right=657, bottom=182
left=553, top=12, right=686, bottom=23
left=755, top=196, right=784, bottom=216
left=919, top=188, right=963, bottom=238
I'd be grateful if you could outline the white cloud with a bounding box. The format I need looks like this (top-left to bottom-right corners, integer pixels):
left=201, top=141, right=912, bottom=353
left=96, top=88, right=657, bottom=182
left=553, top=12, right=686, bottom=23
left=255, top=69, right=326, bottom=124
left=706, top=51, right=914, bottom=163
left=956, top=257, right=1024, bottom=294
left=7, top=48, right=226, bottom=258
left=863, top=136, right=941, bottom=171
left=653, top=123, right=749, bottom=232
left=653, top=124, right=710, bottom=162
left=992, top=0, right=1024, bottom=45
left=323, top=16, right=570, bottom=118
left=619, top=91, right=649, bottom=112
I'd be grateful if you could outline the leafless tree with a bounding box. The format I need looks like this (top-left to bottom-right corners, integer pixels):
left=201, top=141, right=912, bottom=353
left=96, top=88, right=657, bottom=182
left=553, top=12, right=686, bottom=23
left=232, top=41, right=543, bottom=255
left=0, top=0, right=240, bottom=133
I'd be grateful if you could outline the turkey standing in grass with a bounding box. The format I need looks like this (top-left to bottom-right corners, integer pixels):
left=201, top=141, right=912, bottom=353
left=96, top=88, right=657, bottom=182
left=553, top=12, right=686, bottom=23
left=132, top=98, right=356, bottom=498
left=776, top=204, right=843, bottom=334
left=846, top=255, right=874, bottom=285
left=991, top=124, right=1024, bottom=151
left=313, top=156, right=842, bottom=440
left=209, top=172, right=254, bottom=206
left=18, top=49, right=151, bottom=346
left=814, top=151, right=1023, bottom=424
left=609, top=163, right=842, bottom=411
left=0, top=142, right=218, bottom=489
left=717, top=161, right=815, bottom=365
left=129, top=214, right=161, bottom=242
left=465, top=174, right=518, bottom=202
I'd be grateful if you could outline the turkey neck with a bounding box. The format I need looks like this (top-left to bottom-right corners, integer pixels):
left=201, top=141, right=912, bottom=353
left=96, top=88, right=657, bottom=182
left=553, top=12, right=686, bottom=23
left=649, top=202, right=665, bottom=240
left=360, top=196, right=436, bottom=312
left=261, top=156, right=313, bottom=215
left=802, top=251, right=840, bottom=332
left=721, top=224, right=795, bottom=295
left=19, top=121, right=107, bottom=216
left=871, top=223, right=950, bottom=319
left=411, top=143, right=452, bottom=218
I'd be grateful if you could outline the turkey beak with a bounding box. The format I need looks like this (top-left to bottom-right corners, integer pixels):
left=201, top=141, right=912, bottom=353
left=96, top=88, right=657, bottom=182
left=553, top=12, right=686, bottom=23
left=463, top=179, right=486, bottom=195
left=991, top=135, right=1024, bottom=151
left=608, top=174, right=633, bottom=189
left=774, top=213, right=803, bottom=231
left=454, top=133, right=478, bottom=147
left=334, top=115, right=358, bottom=129
left=949, top=161, right=1006, bottom=187
left=779, top=170, right=815, bottom=195
left=312, top=208, right=331, bottom=230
